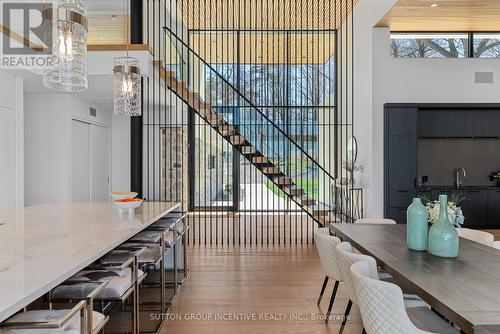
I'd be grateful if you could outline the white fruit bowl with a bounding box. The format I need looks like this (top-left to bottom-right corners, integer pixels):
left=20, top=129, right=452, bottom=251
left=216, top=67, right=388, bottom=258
left=111, top=192, right=138, bottom=201
left=113, top=199, right=143, bottom=215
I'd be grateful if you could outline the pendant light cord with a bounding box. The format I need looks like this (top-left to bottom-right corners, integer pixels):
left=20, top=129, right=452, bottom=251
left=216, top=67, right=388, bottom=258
left=126, top=0, right=129, bottom=59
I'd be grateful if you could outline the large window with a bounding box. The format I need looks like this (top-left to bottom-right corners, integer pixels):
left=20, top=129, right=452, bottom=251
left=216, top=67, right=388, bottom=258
left=189, top=30, right=336, bottom=211
left=391, top=33, right=500, bottom=58
left=390, top=34, right=468, bottom=58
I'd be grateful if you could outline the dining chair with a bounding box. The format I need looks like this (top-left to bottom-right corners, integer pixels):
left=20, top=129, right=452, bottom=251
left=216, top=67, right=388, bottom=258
left=350, top=261, right=459, bottom=334
left=354, top=218, right=396, bottom=224
left=456, top=228, right=494, bottom=247
left=314, top=228, right=343, bottom=324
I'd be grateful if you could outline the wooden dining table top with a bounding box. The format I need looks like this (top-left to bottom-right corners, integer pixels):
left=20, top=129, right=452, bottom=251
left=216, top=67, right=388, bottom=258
left=329, top=223, right=500, bottom=334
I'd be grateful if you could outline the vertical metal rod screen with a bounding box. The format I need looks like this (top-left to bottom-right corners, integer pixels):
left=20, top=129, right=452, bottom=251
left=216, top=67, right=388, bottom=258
left=138, top=0, right=356, bottom=245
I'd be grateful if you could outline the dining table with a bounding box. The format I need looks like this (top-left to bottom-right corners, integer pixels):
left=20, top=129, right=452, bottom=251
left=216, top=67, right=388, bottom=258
left=330, top=223, right=500, bottom=334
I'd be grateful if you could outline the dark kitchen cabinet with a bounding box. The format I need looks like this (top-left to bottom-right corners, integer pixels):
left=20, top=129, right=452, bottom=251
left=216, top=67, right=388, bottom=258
left=461, top=190, right=488, bottom=227
left=387, top=207, right=408, bottom=225
left=418, top=109, right=466, bottom=138
left=388, top=107, right=418, bottom=136
left=488, top=190, right=500, bottom=226
left=385, top=106, right=418, bottom=223
left=387, top=136, right=417, bottom=190
left=464, top=110, right=500, bottom=138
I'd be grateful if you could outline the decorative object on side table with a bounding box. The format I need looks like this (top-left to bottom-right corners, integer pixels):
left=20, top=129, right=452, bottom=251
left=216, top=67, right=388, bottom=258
left=407, top=198, right=429, bottom=251
left=427, top=195, right=459, bottom=258
left=490, top=170, right=500, bottom=187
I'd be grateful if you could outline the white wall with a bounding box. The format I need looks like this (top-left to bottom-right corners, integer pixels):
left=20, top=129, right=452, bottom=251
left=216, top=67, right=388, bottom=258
left=24, top=93, right=117, bottom=206
left=371, top=28, right=500, bottom=217
left=0, top=71, right=23, bottom=213
left=352, top=0, right=500, bottom=217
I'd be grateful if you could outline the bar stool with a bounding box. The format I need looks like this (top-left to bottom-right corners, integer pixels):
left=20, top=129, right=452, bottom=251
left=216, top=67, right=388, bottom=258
left=151, top=214, right=190, bottom=283
left=51, top=249, right=144, bottom=334
left=314, top=228, right=343, bottom=324
left=127, top=229, right=170, bottom=315
left=351, top=261, right=459, bottom=334
left=1, top=282, right=109, bottom=334
left=144, top=220, right=180, bottom=293
left=0, top=301, right=87, bottom=334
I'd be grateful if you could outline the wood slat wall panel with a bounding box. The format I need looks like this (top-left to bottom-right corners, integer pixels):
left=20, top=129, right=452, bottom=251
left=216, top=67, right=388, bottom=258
left=378, top=0, right=500, bottom=32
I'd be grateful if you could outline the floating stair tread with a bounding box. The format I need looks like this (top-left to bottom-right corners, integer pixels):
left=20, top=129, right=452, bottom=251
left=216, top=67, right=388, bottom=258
left=262, top=167, right=281, bottom=174
left=298, top=195, right=317, bottom=206
left=282, top=186, right=305, bottom=196
left=241, top=146, right=257, bottom=154
left=252, top=156, right=269, bottom=164
left=274, top=176, right=293, bottom=185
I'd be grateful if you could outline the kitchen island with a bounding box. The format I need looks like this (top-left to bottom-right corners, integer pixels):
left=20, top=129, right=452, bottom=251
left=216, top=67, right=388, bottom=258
left=0, top=201, right=180, bottom=322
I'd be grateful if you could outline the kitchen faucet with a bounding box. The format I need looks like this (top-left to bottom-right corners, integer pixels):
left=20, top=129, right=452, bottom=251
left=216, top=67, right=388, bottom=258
left=454, top=168, right=467, bottom=188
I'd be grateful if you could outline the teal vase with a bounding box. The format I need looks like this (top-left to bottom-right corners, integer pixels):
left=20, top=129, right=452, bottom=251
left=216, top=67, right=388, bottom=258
left=428, top=195, right=459, bottom=258
left=407, top=198, right=429, bottom=251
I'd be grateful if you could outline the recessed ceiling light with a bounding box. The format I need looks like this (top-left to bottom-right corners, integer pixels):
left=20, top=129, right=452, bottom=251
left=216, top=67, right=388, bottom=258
left=99, top=36, right=104, bottom=40
left=111, top=15, right=117, bottom=20
left=430, top=3, right=439, bottom=8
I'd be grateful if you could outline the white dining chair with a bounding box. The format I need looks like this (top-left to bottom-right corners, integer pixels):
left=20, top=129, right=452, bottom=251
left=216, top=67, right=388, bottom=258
left=314, top=228, right=343, bottom=324
left=457, top=228, right=494, bottom=247
left=335, top=242, right=426, bottom=334
left=354, top=218, right=396, bottom=224
left=350, top=261, right=459, bottom=334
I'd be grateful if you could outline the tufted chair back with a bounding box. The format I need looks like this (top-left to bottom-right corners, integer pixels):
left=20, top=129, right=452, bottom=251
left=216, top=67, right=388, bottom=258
left=457, top=228, right=494, bottom=247
left=335, top=242, right=379, bottom=303
left=314, top=228, right=342, bottom=281
left=350, top=261, right=431, bottom=334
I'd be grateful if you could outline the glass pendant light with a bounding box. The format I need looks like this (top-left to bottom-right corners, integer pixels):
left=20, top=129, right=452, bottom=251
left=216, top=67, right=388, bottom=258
left=113, top=56, right=141, bottom=116
left=43, top=0, right=88, bottom=92
left=113, top=0, right=141, bottom=116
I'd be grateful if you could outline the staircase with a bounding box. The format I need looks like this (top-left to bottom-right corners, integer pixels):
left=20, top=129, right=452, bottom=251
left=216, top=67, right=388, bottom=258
left=158, top=28, right=335, bottom=224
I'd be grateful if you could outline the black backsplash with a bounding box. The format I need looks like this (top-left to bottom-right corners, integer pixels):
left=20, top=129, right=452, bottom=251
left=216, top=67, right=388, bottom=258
left=418, top=138, right=500, bottom=186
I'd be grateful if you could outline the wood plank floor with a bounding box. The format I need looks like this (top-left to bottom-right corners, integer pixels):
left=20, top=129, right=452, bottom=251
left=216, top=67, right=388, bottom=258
left=160, top=245, right=363, bottom=334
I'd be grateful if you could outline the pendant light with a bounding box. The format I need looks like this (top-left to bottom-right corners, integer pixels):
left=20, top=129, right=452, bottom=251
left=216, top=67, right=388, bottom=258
left=113, top=0, right=141, bottom=116
left=43, top=0, right=88, bottom=92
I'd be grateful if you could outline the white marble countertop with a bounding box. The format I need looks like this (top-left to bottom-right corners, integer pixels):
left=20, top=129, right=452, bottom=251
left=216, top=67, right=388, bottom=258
left=0, top=202, right=180, bottom=322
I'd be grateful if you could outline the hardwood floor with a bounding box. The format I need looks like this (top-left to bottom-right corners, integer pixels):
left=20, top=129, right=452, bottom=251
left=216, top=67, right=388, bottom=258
left=160, top=244, right=363, bottom=334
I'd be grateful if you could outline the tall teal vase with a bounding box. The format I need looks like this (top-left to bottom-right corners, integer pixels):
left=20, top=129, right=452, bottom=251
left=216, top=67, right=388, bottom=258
left=428, top=195, right=459, bottom=258
left=407, top=198, right=428, bottom=251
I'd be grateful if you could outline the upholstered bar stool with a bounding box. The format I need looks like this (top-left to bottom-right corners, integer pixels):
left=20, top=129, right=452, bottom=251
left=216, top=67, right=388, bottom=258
left=144, top=221, right=180, bottom=292
left=350, top=261, right=459, bottom=334
left=150, top=214, right=190, bottom=283
left=51, top=251, right=143, bottom=334
left=1, top=282, right=109, bottom=334
left=0, top=301, right=87, bottom=334
left=314, top=228, right=343, bottom=324
left=127, top=230, right=168, bottom=314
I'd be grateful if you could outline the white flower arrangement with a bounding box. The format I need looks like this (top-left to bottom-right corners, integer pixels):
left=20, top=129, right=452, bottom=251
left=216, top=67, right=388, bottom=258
left=422, top=194, right=465, bottom=227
